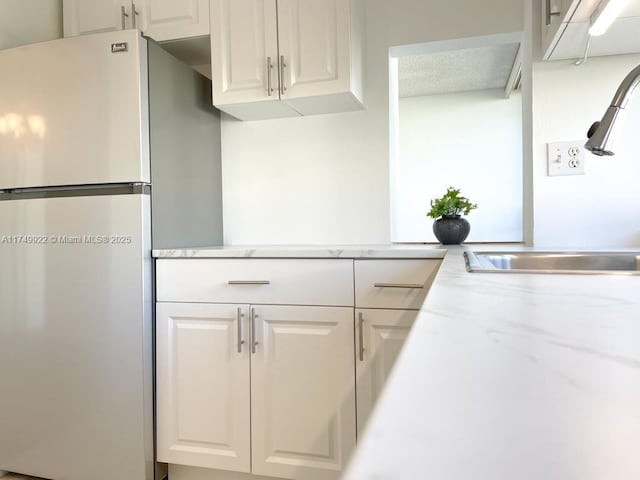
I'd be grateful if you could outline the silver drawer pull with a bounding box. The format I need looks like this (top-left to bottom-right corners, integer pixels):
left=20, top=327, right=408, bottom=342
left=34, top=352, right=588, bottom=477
left=373, top=283, right=424, bottom=289
left=358, top=312, right=365, bottom=362
left=236, top=307, right=245, bottom=353
left=251, top=308, right=258, bottom=354
left=279, top=55, right=287, bottom=95
left=227, top=280, right=271, bottom=285
left=267, top=56, right=274, bottom=96
left=545, top=0, right=561, bottom=26
left=131, top=2, right=139, bottom=29
left=121, top=5, right=129, bottom=30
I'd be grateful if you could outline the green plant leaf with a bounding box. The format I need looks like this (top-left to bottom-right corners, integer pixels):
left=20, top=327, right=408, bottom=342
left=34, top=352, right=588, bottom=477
left=426, top=186, right=478, bottom=219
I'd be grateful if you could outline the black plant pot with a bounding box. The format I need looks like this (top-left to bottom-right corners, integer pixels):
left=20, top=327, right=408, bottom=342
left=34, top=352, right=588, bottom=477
left=433, top=215, right=470, bottom=245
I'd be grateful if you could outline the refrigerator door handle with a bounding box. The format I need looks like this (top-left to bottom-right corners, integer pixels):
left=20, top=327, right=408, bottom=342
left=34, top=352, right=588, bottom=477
left=0, top=183, right=150, bottom=201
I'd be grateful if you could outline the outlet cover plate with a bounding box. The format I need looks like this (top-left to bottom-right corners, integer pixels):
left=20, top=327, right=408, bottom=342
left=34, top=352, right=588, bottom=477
left=547, top=141, right=586, bottom=176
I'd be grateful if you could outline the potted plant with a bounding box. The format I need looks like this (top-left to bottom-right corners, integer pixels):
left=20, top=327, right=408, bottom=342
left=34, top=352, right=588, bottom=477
left=427, top=187, right=477, bottom=244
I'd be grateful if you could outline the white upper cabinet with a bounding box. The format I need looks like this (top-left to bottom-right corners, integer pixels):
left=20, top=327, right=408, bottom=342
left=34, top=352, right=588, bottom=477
left=277, top=0, right=361, bottom=115
left=210, top=0, right=364, bottom=120
left=63, top=0, right=128, bottom=36
left=541, top=0, right=574, bottom=58
left=278, top=0, right=348, bottom=98
left=139, top=0, right=210, bottom=42
left=63, top=0, right=209, bottom=42
left=542, top=0, right=640, bottom=60
left=210, top=0, right=294, bottom=119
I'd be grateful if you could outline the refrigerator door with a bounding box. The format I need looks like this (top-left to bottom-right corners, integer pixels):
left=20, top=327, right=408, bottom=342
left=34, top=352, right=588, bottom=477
left=0, top=30, right=149, bottom=190
left=0, top=193, right=153, bottom=480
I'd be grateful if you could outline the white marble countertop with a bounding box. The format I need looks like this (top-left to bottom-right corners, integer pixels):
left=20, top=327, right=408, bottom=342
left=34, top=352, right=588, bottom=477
left=152, top=244, right=447, bottom=259
left=343, top=245, right=640, bottom=480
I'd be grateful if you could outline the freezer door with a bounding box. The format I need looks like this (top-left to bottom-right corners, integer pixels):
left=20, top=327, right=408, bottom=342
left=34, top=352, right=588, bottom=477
left=0, top=194, right=153, bottom=480
left=0, top=30, right=149, bottom=189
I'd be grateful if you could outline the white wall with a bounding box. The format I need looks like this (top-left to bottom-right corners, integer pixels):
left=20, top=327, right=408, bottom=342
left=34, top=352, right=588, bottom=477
left=394, top=89, right=523, bottom=243
left=530, top=1, right=640, bottom=248
left=532, top=55, right=640, bottom=247
left=220, top=0, right=524, bottom=245
left=0, top=1, right=62, bottom=50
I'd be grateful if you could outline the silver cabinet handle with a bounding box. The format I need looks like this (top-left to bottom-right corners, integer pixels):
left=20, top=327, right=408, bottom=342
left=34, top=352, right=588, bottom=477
left=358, top=312, right=365, bottom=362
left=545, top=0, right=561, bottom=26
left=250, top=308, right=258, bottom=354
left=131, top=2, right=139, bottom=29
left=373, top=283, right=424, bottom=289
left=227, top=280, right=271, bottom=285
left=121, top=5, right=129, bottom=30
left=267, top=57, right=274, bottom=96
left=236, top=307, right=245, bottom=353
left=279, top=55, right=287, bottom=96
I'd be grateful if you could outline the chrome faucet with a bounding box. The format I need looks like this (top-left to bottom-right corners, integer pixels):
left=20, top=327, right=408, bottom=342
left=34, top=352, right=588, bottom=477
left=585, top=64, right=640, bottom=156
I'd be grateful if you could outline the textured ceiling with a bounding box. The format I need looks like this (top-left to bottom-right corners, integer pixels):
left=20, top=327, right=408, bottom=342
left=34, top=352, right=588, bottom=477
left=398, top=43, right=520, bottom=98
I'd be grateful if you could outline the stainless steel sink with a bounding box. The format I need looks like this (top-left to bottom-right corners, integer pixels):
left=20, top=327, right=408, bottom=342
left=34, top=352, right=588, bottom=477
left=464, top=251, right=640, bottom=275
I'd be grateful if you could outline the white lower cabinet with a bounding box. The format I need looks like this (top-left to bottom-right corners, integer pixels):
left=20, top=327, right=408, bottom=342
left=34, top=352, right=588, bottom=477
left=355, top=308, right=418, bottom=437
left=251, top=305, right=356, bottom=479
left=156, top=303, right=251, bottom=472
left=156, top=300, right=356, bottom=480
left=352, top=259, right=439, bottom=437
left=156, top=256, right=440, bottom=480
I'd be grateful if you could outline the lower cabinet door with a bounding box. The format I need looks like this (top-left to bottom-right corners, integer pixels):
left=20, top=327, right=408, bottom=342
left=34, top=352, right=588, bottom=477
left=156, top=302, right=251, bottom=472
left=250, top=305, right=356, bottom=479
left=355, top=308, right=418, bottom=437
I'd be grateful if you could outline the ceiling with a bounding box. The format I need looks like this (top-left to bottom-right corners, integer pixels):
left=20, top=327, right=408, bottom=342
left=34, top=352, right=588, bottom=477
left=397, top=43, right=520, bottom=98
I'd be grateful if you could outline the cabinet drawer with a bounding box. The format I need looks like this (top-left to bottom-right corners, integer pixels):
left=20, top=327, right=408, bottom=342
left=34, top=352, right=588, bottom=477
left=354, top=259, right=441, bottom=309
left=157, top=259, right=354, bottom=306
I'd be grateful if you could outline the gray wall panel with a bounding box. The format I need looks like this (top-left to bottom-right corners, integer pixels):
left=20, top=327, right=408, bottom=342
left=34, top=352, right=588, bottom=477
left=148, top=40, right=223, bottom=249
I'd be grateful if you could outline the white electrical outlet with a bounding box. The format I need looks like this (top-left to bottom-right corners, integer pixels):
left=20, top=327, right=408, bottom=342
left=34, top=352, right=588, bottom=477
left=547, top=141, right=586, bottom=176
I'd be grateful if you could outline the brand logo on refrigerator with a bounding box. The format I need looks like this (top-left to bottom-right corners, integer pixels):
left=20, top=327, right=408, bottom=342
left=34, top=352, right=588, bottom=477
left=111, top=42, right=129, bottom=53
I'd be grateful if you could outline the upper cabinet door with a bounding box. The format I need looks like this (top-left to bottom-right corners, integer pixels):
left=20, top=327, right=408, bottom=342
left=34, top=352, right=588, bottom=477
left=541, top=0, right=580, bottom=59
left=542, top=0, right=640, bottom=60
left=210, top=0, right=279, bottom=105
left=63, top=0, right=127, bottom=37
left=276, top=0, right=351, bottom=99
left=140, top=0, right=210, bottom=42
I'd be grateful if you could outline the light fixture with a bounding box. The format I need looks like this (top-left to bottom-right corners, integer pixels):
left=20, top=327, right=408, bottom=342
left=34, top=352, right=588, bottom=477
left=589, top=0, right=629, bottom=36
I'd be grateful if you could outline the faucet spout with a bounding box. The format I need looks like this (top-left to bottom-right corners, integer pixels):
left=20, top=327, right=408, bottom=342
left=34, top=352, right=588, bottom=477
left=585, top=63, right=640, bottom=156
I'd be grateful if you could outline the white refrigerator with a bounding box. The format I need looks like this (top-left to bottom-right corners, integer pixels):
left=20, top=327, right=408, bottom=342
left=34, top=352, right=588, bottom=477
left=0, top=30, right=222, bottom=480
